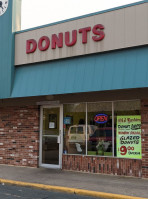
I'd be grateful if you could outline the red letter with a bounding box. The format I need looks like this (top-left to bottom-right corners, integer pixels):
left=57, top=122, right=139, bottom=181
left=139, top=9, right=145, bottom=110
left=65, top=30, right=77, bottom=47
left=79, top=27, right=91, bottom=44
left=120, top=146, right=127, bottom=155
left=92, top=24, right=105, bottom=41
left=26, top=39, right=37, bottom=54
left=38, top=36, right=50, bottom=51
left=52, top=33, right=63, bottom=49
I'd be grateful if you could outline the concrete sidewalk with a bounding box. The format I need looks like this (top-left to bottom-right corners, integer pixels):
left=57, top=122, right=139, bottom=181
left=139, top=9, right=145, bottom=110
left=0, top=165, right=147, bottom=198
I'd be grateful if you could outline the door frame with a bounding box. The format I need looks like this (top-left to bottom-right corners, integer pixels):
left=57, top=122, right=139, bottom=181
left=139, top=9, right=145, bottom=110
left=39, top=104, right=63, bottom=169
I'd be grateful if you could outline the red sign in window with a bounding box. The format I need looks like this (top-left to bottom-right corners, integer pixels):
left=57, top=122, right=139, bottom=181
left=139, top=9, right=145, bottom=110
left=94, top=114, right=108, bottom=124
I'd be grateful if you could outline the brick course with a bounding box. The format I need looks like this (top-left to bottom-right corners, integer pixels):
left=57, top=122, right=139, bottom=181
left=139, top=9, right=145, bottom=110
left=141, top=100, right=148, bottom=178
left=0, top=105, right=39, bottom=167
left=62, top=155, right=142, bottom=177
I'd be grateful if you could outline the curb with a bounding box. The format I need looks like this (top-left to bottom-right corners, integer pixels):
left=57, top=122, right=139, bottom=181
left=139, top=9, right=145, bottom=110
left=0, top=178, right=147, bottom=199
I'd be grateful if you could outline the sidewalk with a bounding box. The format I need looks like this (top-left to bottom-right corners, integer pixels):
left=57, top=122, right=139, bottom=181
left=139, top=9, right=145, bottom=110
left=0, top=165, right=147, bottom=199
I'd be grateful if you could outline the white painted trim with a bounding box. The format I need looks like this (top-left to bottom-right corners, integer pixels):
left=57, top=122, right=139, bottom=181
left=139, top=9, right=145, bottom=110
left=112, top=102, right=115, bottom=157
left=59, top=104, right=63, bottom=168
left=36, top=101, right=60, bottom=105
left=86, top=103, right=88, bottom=156
left=39, top=106, right=43, bottom=167
left=40, top=164, right=61, bottom=169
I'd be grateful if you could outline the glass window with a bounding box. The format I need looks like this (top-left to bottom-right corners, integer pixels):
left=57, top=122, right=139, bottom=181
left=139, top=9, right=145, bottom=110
left=87, top=102, right=113, bottom=156
left=77, top=127, right=83, bottom=134
left=63, top=100, right=141, bottom=159
left=114, top=100, right=141, bottom=159
left=42, top=108, right=60, bottom=164
left=63, top=103, right=86, bottom=155
left=43, top=108, right=59, bottom=135
left=70, top=127, right=77, bottom=134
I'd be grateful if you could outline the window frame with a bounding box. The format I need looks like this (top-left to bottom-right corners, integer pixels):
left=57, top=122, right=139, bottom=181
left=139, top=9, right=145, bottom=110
left=63, top=100, right=141, bottom=158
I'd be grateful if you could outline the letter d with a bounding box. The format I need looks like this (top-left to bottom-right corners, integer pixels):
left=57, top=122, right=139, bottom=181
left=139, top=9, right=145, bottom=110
left=26, top=39, right=37, bottom=54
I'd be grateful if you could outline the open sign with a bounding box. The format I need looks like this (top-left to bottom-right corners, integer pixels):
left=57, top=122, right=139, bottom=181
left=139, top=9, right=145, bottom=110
left=94, top=114, right=108, bottom=124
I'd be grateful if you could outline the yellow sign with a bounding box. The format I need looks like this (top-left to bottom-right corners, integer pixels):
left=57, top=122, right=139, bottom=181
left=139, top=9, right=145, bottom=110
left=116, top=115, right=141, bottom=159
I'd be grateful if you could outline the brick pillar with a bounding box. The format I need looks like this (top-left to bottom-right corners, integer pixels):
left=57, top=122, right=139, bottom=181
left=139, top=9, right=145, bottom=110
left=141, top=100, right=148, bottom=178
left=0, top=105, right=40, bottom=167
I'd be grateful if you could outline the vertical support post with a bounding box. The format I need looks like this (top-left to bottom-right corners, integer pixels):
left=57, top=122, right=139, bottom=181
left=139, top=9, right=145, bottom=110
left=112, top=102, right=114, bottom=157
left=86, top=102, right=88, bottom=155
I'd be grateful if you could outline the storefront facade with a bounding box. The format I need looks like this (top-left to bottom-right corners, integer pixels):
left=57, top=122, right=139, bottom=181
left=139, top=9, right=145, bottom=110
left=0, top=0, right=148, bottom=178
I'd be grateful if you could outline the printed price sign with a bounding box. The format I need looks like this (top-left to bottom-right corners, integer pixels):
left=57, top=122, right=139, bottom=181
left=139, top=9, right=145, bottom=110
left=116, top=115, right=141, bottom=159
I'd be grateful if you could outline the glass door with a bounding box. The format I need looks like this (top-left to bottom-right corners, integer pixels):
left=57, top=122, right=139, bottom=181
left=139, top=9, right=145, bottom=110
left=40, top=105, right=63, bottom=168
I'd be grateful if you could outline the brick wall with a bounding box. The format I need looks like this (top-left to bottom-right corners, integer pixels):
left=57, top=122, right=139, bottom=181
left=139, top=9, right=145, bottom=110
left=0, top=105, right=39, bottom=167
left=141, top=100, right=148, bottom=178
left=63, top=155, right=142, bottom=177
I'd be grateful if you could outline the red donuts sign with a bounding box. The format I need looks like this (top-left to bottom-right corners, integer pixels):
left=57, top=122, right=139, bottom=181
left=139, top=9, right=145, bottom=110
left=26, top=24, right=105, bottom=54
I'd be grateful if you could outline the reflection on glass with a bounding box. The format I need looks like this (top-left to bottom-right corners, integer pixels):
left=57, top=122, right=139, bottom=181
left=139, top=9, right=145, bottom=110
left=43, top=108, right=59, bottom=135
left=42, top=136, right=59, bottom=164
left=42, top=108, right=60, bottom=165
left=63, top=101, right=141, bottom=158
left=63, top=103, right=86, bottom=155
left=87, top=102, right=113, bottom=156
left=114, top=100, right=141, bottom=156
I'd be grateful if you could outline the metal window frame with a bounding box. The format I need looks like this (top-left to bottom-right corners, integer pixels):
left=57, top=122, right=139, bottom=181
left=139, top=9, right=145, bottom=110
left=63, top=99, right=140, bottom=157
left=39, top=104, right=63, bottom=169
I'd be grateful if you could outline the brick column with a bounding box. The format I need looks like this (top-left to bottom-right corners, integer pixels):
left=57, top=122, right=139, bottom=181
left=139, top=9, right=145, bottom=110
left=0, top=105, right=40, bottom=167
left=141, top=100, right=148, bottom=178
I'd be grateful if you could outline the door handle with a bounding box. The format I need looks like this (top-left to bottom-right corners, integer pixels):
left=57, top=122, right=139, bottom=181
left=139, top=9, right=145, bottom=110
left=57, top=136, right=61, bottom=144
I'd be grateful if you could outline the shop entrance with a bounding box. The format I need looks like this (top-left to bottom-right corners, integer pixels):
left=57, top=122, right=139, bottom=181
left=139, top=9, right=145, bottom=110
left=40, top=105, right=63, bottom=169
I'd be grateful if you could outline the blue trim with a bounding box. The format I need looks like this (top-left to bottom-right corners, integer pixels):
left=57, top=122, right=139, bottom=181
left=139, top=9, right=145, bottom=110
left=0, top=0, right=14, bottom=98
left=16, top=0, right=146, bottom=34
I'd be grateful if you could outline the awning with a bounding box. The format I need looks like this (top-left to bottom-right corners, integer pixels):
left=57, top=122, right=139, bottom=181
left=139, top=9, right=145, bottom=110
left=11, top=46, right=148, bottom=98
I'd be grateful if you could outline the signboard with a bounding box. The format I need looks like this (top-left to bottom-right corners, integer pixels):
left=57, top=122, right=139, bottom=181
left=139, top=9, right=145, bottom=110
left=15, top=3, right=148, bottom=66
left=116, top=115, right=141, bottom=159
left=26, top=24, right=105, bottom=54
left=94, top=114, right=108, bottom=124
left=64, top=117, right=72, bottom=125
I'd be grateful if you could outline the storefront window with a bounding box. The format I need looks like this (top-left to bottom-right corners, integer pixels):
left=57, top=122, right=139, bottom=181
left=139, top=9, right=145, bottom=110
left=63, top=103, right=86, bottom=155
left=63, top=100, right=141, bottom=159
left=114, top=100, right=141, bottom=159
left=87, top=102, right=113, bottom=156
